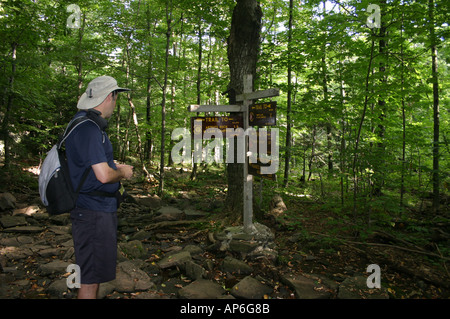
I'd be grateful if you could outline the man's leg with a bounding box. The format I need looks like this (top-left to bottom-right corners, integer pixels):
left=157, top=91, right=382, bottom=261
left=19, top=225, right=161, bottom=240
left=78, top=283, right=99, bottom=299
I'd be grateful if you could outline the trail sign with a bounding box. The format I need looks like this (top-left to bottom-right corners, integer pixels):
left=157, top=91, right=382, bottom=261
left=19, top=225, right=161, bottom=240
left=188, top=74, right=279, bottom=234
left=248, top=162, right=276, bottom=181
left=248, top=128, right=276, bottom=180
left=190, top=116, right=243, bottom=136
left=249, top=101, right=276, bottom=126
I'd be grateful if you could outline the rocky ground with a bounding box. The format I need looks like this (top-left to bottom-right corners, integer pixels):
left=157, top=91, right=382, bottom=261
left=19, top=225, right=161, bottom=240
left=0, top=186, right=448, bottom=300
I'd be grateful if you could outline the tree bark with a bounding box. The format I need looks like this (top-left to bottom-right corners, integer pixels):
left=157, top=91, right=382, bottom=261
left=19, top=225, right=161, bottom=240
left=190, top=22, right=203, bottom=181
left=145, top=2, right=154, bottom=163
left=372, top=0, right=387, bottom=197
left=283, top=0, right=293, bottom=187
left=428, top=0, right=440, bottom=214
left=158, top=0, right=172, bottom=196
left=353, top=38, right=376, bottom=221
left=399, top=12, right=406, bottom=217
left=226, top=0, right=262, bottom=218
left=1, top=42, right=17, bottom=168
left=127, top=97, right=150, bottom=179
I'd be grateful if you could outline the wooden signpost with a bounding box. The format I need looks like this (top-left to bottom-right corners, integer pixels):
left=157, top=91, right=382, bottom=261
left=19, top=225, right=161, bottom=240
left=249, top=101, right=277, bottom=127
left=188, top=74, right=279, bottom=234
left=190, top=115, right=243, bottom=136
left=248, top=129, right=276, bottom=181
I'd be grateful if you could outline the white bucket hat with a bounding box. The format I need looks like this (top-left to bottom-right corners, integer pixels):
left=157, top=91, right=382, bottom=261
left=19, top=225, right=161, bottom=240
left=77, top=76, right=130, bottom=110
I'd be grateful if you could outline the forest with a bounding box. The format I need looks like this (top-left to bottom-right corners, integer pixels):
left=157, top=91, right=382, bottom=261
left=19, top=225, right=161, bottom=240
left=0, top=0, right=449, bottom=300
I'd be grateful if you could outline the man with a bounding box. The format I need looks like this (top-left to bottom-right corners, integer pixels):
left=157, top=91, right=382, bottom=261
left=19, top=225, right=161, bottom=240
left=66, top=76, right=134, bottom=299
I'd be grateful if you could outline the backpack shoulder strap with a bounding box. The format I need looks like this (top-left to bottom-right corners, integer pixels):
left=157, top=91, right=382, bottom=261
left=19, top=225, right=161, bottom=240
left=58, top=116, right=101, bottom=148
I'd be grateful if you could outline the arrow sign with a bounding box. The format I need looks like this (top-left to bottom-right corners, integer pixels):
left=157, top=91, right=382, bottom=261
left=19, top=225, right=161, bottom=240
left=249, top=101, right=277, bottom=126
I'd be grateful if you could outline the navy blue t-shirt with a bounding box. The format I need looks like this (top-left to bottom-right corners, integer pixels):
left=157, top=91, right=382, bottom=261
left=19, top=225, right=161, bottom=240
left=65, top=111, right=119, bottom=213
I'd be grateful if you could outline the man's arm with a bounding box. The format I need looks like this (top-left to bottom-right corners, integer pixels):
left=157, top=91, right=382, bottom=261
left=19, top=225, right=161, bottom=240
left=91, top=162, right=133, bottom=184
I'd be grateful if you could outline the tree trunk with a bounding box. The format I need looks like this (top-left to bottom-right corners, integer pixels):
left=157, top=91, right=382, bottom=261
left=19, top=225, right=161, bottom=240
left=158, top=0, right=172, bottom=196
left=283, top=0, right=293, bottom=187
left=353, top=38, right=376, bottom=221
left=372, top=0, right=387, bottom=197
left=146, top=71, right=153, bottom=162
left=76, top=13, right=86, bottom=100
left=429, top=0, right=440, bottom=213
left=1, top=42, right=17, bottom=168
left=338, top=51, right=347, bottom=210
left=190, top=22, right=203, bottom=181
left=399, top=12, right=406, bottom=217
left=321, top=1, right=333, bottom=176
left=145, top=3, right=154, bottom=163
left=127, top=96, right=150, bottom=179
left=226, top=0, right=262, bottom=218
left=307, top=125, right=317, bottom=182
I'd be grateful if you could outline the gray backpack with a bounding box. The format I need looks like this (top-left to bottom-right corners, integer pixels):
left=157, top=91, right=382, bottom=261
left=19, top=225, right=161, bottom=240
left=38, top=116, right=97, bottom=215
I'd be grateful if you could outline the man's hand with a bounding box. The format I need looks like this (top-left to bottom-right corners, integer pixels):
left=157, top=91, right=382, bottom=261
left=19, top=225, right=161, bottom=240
left=92, top=162, right=134, bottom=184
left=116, top=164, right=134, bottom=180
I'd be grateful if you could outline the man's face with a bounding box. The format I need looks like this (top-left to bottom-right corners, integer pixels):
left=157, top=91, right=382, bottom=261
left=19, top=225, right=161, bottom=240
left=103, top=92, right=117, bottom=119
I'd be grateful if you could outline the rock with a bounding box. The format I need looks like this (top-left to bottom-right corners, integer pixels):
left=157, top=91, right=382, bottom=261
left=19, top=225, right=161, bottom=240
left=37, top=247, right=61, bottom=258
left=221, top=256, right=253, bottom=275
left=337, top=276, right=389, bottom=299
left=183, top=244, right=203, bottom=255
left=112, top=261, right=155, bottom=293
left=184, top=260, right=207, bottom=280
left=215, top=223, right=275, bottom=257
left=113, top=270, right=135, bottom=293
left=17, top=236, right=34, bottom=244
left=133, top=291, right=170, bottom=299
left=2, top=226, right=45, bottom=233
left=11, top=279, right=30, bottom=288
left=2, top=235, right=33, bottom=246
left=47, top=279, right=70, bottom=298
left=119, top=240, right=148, bottom=260
left=177, top=191, right=191, bottom=200
left=0, top=237, right=20, bottom=246
left=63, top=246, right=75, bottom=261
left=158, top=251, right=191, bottom=269
left=281, top=274, right=332, bottom=299
left=13, top=205, right=40, bottom=216
left=231, top=276, right=273, bottom=299
left=268, top=194, right=287, bottom=217
left=0, top=245, right=33, bottom=260
left=229, top=239, right=259, bottom=254
left=184, top=209, right=207, bottom=220
left=56, top=237, right=73, bottom=246
left=0, top=215, right=27, bottom=228
left=178, top=279, right=225, bottom=299
left=47, top=225, right=71, bottom=235
left=129, top=230, right=153, bottom=241
left=247, top=245, right=278, bottom=262
left=0, top=193, right=16, bottom=211
left=154, top=206, right=184, bottom=222
left=137, top=195, right=162, bottom=209
left=38, top=260, right=69, bottom=276
left=98, top=282, right=116, bottom=299
left=49, top=213, right=71, bottom=225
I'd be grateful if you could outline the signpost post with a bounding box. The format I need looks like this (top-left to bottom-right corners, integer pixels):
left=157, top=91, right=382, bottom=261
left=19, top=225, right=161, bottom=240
left=188, top=74, right=279, bottom=234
